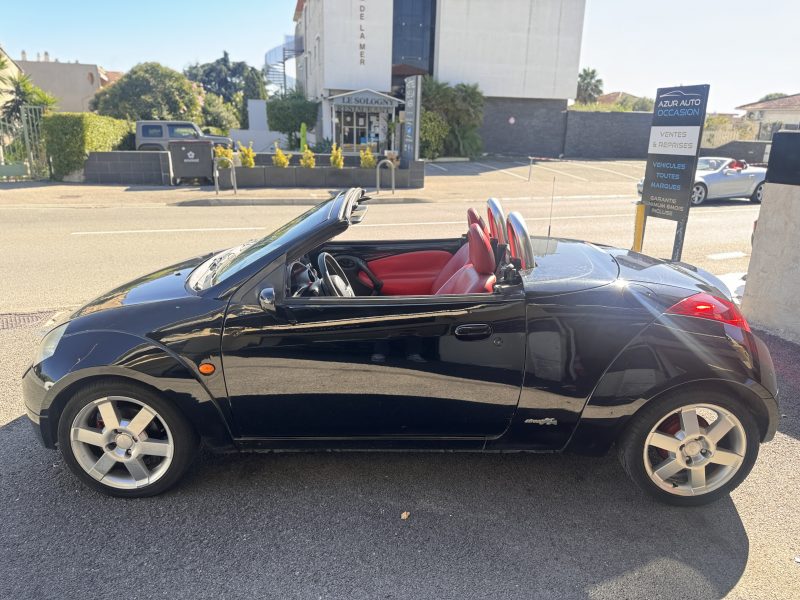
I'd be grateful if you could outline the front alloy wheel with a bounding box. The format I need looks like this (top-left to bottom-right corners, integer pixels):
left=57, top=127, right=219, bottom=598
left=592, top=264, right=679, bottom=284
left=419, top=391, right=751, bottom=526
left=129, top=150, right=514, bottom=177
left=58, top=382, right=197, bottom=497
left=618, top=390, right=759, bottom=505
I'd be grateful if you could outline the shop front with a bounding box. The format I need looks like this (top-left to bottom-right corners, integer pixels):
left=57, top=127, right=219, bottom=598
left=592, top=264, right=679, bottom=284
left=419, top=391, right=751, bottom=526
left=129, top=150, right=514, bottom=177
left=327, top=89, right=403, bottom=154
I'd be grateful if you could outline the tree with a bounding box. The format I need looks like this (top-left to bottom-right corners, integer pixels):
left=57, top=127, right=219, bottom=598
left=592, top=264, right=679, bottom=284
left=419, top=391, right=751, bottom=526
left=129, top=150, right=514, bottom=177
left=445, top=82, right=485, bottom=157
left=239, top=67, right=268, bottom=129
left=91, top=62, right=200, bottom=122
left=576, top=68, right=603, bottom=104
left=419, top=109, right=448, bottom=159
left=1, top=73, right=57, bottom=122
left=758, top=92, right=788, bottom=102
left=267, top=90, right=319, bottom=148
left=420, top=76, right=485, bottom=158
left=631, top=96, right=655, bottom=112
left=201, top=92, right=239, bottom=130
left=185, top=52, right=249, bottom=103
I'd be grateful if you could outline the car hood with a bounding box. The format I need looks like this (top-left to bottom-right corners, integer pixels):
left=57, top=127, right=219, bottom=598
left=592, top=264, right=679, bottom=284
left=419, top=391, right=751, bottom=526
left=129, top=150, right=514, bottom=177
left=71, top=255, right=210, bottom=320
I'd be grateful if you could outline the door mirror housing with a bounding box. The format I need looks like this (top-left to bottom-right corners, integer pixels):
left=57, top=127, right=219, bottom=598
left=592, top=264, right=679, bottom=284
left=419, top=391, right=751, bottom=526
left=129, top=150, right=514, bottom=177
left=259, top=288, right=276, bottom=312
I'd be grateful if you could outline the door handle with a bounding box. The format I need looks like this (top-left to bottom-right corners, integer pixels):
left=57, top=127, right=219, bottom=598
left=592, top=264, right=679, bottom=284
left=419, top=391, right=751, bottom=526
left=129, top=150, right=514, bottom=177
left=454, top=323, right=493, bottom=341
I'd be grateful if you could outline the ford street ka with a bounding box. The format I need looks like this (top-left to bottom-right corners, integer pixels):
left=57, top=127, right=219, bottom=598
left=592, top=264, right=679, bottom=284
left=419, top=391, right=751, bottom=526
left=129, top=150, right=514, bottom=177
left=23, top=188, right=778, bottom=505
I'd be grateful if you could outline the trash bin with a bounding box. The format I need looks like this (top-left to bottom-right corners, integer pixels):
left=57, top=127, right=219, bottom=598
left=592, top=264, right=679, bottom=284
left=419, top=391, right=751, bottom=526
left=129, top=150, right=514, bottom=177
left=168, top=140, right=214, bottom=185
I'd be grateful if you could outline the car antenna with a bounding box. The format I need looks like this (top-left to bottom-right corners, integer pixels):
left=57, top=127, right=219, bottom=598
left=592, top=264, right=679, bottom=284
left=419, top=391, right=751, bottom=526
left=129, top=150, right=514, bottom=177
left=547, top=176, right=556, bottom=239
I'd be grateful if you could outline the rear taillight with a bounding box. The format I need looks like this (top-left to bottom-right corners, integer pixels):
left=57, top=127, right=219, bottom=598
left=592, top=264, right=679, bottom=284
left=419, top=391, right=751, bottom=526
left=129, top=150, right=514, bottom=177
left=666, top=292, right=751, bottom=332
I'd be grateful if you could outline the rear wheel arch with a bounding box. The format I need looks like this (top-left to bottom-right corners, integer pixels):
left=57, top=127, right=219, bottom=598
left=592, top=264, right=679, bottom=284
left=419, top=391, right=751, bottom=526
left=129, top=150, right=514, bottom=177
left=624, top=379, right=772, bottom=444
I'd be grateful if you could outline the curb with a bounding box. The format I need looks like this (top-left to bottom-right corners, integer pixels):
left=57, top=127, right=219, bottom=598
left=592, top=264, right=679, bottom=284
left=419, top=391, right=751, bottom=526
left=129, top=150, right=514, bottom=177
left=172, top=196, right=429, bottom=207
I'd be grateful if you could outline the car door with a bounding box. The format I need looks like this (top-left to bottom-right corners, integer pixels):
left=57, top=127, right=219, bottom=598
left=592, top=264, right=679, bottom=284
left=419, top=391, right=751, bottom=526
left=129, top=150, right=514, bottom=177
left=221, top=281, right=526, bottom=441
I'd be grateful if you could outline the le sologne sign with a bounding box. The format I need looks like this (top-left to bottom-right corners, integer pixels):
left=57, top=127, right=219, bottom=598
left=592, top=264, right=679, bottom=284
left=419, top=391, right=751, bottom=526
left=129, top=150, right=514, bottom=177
left=642, top=84, right=710, bottom=260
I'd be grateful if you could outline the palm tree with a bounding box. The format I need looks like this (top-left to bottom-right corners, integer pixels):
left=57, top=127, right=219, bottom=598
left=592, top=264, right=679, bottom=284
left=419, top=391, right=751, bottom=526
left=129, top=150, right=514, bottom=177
left=576, top=68, right=603, bottom=104
left=1, top=73, right=57, bottom=122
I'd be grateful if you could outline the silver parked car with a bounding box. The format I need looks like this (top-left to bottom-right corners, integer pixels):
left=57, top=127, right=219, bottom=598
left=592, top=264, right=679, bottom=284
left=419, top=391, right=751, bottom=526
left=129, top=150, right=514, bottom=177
left=637, top=157, right=766, bottom=205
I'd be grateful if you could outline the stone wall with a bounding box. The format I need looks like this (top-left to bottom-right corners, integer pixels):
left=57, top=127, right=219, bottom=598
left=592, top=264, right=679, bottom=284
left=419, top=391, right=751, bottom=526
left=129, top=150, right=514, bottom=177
left=480, top=98, right=568, bottom=157
left=84, top=152, right=173, bottom=185
left=563, top=111, right=652, bottom=158
left=742, top=183, right=800, bottom=342
left=699, top=141, right=770, bottom=164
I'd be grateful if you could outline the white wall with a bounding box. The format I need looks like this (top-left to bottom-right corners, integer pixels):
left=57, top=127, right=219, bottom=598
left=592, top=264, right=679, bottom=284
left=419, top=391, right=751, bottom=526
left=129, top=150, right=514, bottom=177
left=322, top=0, right=393, bottom=92
left=434, top=0, right=585, bottom=99
left=742, top=183, right=800, bottom=342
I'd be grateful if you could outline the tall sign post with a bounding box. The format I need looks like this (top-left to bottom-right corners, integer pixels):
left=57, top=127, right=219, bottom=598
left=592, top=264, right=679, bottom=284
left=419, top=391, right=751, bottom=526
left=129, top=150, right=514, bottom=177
left=401, top=75, right=422, bottom=168
left=639, top=84, right=710, bottom=261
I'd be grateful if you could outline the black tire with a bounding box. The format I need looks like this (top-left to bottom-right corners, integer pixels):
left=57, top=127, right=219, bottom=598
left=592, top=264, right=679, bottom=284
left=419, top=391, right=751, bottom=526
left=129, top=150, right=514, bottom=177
left=617, top=388, right=760, bottom=506
left=750, top=182, right=764, bottom=203
left=57, top=380, right=198, bottom=498
left=691, top=182, right=707, bottom=206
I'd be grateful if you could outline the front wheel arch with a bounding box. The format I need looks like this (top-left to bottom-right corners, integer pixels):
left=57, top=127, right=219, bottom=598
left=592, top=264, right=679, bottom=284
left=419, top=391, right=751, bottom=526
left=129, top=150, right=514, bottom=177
left=44, top=372, right=233, bottom=451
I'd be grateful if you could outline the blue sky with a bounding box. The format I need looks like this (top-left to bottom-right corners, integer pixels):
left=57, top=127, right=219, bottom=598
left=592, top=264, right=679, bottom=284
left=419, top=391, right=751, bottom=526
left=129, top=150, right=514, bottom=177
left=1, top=0, right=798, bottom=112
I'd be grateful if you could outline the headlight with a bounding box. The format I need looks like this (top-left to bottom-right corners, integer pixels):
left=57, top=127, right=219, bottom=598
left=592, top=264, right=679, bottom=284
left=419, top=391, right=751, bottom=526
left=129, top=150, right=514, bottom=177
left=33, top=323, right=68, bottom=366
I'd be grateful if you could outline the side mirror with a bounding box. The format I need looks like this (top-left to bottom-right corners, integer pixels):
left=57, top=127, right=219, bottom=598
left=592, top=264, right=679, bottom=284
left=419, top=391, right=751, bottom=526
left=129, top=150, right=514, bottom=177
left=724, top=169, right=736, bottom=176
left=259, top=287, right=276, bottom=312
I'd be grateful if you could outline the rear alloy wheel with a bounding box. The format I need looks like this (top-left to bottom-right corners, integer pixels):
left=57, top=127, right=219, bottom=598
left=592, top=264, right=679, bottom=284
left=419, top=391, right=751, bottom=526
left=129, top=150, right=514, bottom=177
left=618, top=390, right=759, bottom=506
left=690, top=183, right=707, bottom=206
left=58, top=382, right=197, bottom=497
left=750, top=182, right=764, bottom=203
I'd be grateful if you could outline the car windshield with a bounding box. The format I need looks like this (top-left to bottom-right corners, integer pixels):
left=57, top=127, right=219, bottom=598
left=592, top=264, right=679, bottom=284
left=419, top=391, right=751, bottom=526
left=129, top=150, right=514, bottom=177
left=189, top=201, right=331, bottom=290
left=697, top=158, right=727, bottom=171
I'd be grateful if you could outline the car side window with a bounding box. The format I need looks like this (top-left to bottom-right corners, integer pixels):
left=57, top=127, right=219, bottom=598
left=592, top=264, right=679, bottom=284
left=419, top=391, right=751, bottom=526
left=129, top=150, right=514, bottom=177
left=141, top=125, right=163, bottom=138
left=168, top=124, right=197, bottom=138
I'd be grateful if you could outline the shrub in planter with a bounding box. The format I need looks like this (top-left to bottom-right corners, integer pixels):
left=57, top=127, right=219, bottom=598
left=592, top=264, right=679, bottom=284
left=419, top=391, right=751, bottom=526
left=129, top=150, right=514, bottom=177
left=359, top=146, right=376, bottom=168
left=299, top=146, right=316, bottom=168
left=330, top=143, right=344, bottom=169
left=272, top=143, right=292, bottom=168
left=214, top=144, right=234, bottom=168
left=43, top=113, right=133, bottom=180
left=238, top=142, right=256, bottom=168
left=300, top=122, right=308, bottom=152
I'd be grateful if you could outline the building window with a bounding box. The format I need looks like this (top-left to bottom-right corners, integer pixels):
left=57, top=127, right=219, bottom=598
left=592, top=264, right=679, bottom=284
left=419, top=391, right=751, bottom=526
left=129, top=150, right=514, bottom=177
left=392, top=0, right=436, bottom=76
left=141, top=125, right=163, bottom=138
left=87, top=72, right=94, bottom=85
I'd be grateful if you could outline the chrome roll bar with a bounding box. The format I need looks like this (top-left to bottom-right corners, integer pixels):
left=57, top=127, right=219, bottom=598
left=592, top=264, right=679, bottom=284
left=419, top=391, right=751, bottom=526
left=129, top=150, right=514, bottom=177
left=506, top=210, right=535, bottom=271
left=486, top=197, right=507, bottom=245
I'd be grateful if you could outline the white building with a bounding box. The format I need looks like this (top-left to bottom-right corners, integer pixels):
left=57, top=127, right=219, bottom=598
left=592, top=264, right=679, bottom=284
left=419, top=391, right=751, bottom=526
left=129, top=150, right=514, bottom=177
left=292, top=0, right=586, bottom=156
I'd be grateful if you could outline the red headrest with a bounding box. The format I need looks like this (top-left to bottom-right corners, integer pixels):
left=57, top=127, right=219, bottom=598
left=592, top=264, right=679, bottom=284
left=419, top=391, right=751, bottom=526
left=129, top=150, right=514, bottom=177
left=468, top=223, right=496, bottom=274
left=467, top=208, right=490, bottom=237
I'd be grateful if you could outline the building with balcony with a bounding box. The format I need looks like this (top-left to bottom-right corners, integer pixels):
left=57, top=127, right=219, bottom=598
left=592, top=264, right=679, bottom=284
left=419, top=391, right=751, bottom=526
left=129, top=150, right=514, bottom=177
left=292, top=0, right=586, bottom=156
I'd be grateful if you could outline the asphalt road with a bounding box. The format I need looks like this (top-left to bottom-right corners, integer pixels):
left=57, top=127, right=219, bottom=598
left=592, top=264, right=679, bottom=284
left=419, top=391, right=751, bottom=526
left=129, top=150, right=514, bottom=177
left=0, top=163, right=797, bottom=598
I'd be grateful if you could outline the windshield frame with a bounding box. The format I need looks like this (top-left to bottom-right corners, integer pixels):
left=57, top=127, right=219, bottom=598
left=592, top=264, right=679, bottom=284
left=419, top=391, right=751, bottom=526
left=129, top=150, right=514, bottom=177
left=186, top=188, right=365, bottom=297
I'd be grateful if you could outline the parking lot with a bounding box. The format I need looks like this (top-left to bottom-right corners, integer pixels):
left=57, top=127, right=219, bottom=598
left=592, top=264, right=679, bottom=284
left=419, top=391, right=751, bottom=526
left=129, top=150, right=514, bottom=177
left=1, top=160, right=798, bottom=599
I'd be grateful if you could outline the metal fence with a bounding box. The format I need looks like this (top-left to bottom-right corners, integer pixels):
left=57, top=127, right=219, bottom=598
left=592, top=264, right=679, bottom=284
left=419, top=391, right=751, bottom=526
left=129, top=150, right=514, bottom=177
left=0, top=105, right=48, bottom=179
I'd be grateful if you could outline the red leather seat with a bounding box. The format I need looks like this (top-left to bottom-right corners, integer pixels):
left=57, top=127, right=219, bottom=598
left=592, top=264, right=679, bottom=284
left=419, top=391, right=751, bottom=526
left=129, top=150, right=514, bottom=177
left=430, top=208, right=492, bottom=292
left=434, top=224, right=497, bottom=295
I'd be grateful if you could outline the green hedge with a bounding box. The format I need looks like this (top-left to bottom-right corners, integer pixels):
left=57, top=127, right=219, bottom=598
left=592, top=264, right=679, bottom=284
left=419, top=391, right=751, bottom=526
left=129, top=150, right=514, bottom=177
left=43, top=113, right=133, bottom=179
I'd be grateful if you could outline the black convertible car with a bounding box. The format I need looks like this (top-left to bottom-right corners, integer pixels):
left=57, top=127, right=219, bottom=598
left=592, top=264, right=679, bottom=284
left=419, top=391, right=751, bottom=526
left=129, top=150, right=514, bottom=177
left=24, top=188, right=778, bottom=504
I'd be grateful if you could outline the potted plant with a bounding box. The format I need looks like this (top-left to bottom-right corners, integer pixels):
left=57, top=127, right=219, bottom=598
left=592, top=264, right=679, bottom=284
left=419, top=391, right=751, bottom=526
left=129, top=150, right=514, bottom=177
left=234, top=142, right=265, bottom=187
left=326, top=143, right=353, bottom=187
left=265, top=142, right=296, bottom=187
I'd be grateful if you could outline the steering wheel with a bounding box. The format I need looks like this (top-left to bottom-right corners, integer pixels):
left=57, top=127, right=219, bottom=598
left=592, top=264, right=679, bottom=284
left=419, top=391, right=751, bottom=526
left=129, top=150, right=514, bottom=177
left=317, top=252, right=355, bottom=297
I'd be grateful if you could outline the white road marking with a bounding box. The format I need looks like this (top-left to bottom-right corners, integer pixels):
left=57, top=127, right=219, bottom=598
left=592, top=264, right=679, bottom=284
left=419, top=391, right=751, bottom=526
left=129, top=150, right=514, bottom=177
left=513, top=161, right=589, bottom=182
left=425, top=163, right=448, bottom=172
left=72, top=226, right=266, bottom=235
left=707, top=251, right=747, bottom=260
left=471, top=161, right=529, bottom=180
left=566, top=162, right=641, bottom=180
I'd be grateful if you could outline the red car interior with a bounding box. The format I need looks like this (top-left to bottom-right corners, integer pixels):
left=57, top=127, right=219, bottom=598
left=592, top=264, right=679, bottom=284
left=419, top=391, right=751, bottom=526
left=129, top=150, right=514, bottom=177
left=434, top=224, right=497, bottom=295
left=467, top=207, right=490, bottom=237
left=356, top=250, right=454, bottom=295
left=358, top=207, right=492, bottom=296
